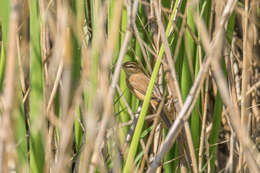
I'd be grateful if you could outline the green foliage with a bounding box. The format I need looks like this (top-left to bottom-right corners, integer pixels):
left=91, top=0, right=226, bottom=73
left=0, top=0, right=254, bottom=172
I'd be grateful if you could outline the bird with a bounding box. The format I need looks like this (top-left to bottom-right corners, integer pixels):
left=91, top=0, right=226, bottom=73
left=122, top=61, right=171, bottom=128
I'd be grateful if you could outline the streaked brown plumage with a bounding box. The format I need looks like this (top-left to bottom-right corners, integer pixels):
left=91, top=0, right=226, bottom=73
left=122, top=62, right=159, bottom=106
left=122, top=61, right=171, bottom=128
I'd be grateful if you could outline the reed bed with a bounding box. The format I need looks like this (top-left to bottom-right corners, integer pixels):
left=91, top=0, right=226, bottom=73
left=0, top=0, right=259, bottom=172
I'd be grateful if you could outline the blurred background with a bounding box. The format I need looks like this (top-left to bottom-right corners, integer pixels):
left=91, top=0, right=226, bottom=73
left=0, top=0, right=259, bottom=172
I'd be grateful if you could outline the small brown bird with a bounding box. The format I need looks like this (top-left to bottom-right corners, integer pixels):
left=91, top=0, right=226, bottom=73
left=122, top=61, right=171, bottom=128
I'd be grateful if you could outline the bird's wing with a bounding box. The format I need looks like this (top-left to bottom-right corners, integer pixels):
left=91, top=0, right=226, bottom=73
left=128, top=73, right=158, bottom=101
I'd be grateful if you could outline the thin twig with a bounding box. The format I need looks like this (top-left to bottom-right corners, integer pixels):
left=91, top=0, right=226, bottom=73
left=0, top=0, right=21, bottom=171
left=147, top=0, right=238, bottom=172
left=198, top=78, right=209, bottom=172
left=138, top=93, right=166, bottom=173
left=239, top=0, right=251, bottom=170
left=89, top=0, right=131, bottom=172
left=154, top=1, right=198, bottom=173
